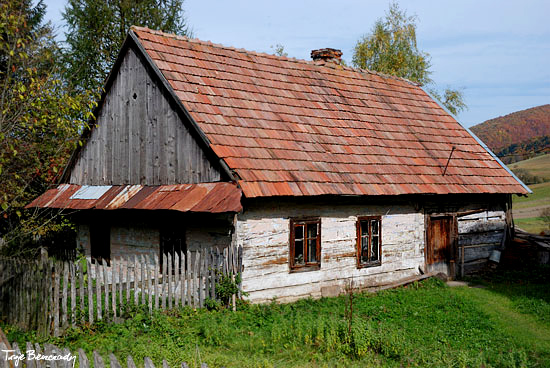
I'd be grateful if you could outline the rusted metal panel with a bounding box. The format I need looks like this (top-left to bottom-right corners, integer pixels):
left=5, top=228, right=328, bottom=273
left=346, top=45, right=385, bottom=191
left=26, top=183, right=242, bottom=213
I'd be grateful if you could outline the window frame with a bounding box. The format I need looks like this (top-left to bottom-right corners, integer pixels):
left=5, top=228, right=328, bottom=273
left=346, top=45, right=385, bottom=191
left=356, top=216, right=382, bottom=268
left=289, top=217, right=321, bottom=272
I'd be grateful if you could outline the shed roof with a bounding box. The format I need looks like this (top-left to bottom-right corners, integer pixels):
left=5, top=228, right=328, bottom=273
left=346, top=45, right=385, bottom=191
left=26, top=183, right=242, bottom=213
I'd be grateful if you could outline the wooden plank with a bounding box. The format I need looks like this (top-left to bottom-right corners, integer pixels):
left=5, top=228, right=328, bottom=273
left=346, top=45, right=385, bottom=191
left=70, top=263, right=76, bottom=326
left=118, top=259, right=123, bottom=316
left=209, top=250, right=215, bottom=299
left=61, top=262, right=68, bottom=329
left=78, top=349, right=89, bottom=368
left=126, top=255, right=131, bottom=304
left=154, top=254, right=159, bottom=311
left=93, top=351, right=105, bottom=368
left=204, top=250, right=210, bottom=302
left=186, top=250, right=192, bottom=306
left=168, top=254, right=172, bottom=309
left=127, top=355, right=137, bottom=368
left=96, top=261, right=102, bottom=321
left=194, top=251, right=201, bottom=308
left=134, top=255, right=139, bottom=306
left=26, top=342, right=35, bottom=368
left=103, top=260, right=109, bottom=320
left=147, top=256, right=153, bottom=314
left=174, top=253, right=179, bottom=308
left=180, top=252, right=185, bottom=307
left=87, top=260, right=94, bottom=324
left=144, top=357, right=155, bottom=368
left=161, top=254, right=167, bottom=309
left=109, top=353, right=122, bottom=368
left=140, top=254, right=147, bottom=305
left=53, top=262, right=60, bottom=336
left=112, top=258, right=117, bottom=318
left=79, top=262, right=85, bottom=324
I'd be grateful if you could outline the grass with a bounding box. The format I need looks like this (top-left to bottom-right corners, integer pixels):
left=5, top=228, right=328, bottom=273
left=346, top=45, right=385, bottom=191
left=4, top=267, right=550, bottom=368
left=513, top=181, right=550, bottom=210
left=509, top=153, right=550, bottom=180
left=514, top=217, right=548, bottom=234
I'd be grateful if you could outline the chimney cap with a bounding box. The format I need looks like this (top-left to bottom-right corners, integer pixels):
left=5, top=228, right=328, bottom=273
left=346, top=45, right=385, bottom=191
left=311, top=48, right=343, bottom=63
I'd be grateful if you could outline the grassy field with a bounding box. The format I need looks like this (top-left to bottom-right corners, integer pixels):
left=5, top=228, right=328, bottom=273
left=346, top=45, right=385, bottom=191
left=5, top=267, right=550, bottom=368
left=509, top=153, right=550, bottom=180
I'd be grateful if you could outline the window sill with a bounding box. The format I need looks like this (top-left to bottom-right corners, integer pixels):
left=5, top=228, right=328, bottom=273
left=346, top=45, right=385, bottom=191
left=289, top=264, right=320, bottom=273
left=357, top=261, right=381, bottom=269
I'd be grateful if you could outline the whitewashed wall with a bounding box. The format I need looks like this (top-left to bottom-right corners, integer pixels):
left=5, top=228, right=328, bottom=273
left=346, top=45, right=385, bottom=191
left=236, top=202, right=425, bottom=303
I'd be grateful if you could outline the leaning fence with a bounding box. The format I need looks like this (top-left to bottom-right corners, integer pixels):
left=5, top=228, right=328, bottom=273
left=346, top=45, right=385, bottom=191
left=0, top=341, right=213, bottom=368
left=0, top=245, right=242, bottom=337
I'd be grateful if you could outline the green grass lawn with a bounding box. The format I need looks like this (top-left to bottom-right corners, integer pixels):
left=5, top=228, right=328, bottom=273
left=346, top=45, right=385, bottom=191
left=509, top=153, right=550, bottom=180
left=513, top=181, right=550, bottom=210
left=514, top=217, right=548, bottom=234
left=5, top=267, right=550, bottom=368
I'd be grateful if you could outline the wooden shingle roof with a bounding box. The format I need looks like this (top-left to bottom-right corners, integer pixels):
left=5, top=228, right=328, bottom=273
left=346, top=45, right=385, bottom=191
left=131, top=26, right=528, bottom=198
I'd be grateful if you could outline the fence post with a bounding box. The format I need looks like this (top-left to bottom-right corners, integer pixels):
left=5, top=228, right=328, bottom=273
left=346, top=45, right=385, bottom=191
left=168, top=254, right=172, bottom=309
left=87, top=259, right=94, bottom=324
left=96, top=261, right=102, bottom=321
left=154, top=254, right=159, bottom=311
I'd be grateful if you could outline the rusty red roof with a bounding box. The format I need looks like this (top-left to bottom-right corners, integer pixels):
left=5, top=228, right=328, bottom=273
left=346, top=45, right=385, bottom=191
left=130, top=28, right=529, bottom=197
left=26, top=183, right=242, bottom=213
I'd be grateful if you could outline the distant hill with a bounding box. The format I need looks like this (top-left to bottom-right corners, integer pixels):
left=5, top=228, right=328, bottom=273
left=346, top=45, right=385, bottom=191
left=470, top=104, right=550, bottom=163
left=509, top=153, right=550, bottom=184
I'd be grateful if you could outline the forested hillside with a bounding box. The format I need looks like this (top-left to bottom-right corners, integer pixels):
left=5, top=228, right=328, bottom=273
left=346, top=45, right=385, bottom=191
left=471, top=104, right=550, bottom=163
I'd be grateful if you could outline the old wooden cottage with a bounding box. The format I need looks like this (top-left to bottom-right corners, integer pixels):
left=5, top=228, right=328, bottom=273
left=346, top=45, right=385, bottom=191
left=28, top=27, right=530, bottom=302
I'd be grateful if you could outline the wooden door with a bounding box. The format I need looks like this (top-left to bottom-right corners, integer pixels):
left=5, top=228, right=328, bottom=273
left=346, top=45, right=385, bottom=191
left=427, top=216, right=454, bottom=265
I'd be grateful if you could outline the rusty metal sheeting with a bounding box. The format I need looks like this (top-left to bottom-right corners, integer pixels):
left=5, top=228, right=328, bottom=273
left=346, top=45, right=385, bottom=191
left=26, top=183, right=242, bottom=213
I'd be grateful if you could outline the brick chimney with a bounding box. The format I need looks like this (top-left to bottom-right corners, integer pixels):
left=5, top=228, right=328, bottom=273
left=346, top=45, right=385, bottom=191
left=311, top=48, right=343, bottom=64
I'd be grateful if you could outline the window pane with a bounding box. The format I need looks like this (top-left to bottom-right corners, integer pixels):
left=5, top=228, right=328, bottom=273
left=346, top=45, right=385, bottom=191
left=307, top=238, right=317, bottom=262
left=295, top=225, right=304, bottom=240
left=371, top=236, right=379, bottom=261
left=294, top=240, right=304, bottom=265
left=361, top=236, right=369, bottom=263
left=371, top=220, right=379, bottom=236
left=307, top=223, right=317, bottom=239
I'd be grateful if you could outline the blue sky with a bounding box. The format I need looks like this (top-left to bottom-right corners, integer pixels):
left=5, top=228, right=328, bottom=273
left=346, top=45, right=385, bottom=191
left=44, top=0, right=550, bottom=127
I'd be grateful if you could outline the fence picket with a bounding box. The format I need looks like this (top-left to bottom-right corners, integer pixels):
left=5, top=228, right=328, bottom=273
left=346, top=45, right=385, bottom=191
left=87, top=260, right=93, bottom=324
left=161, top=254, right=167, bottom=309
left=103, top=260, right=109, bottom=320
left=96, top=261, right=102, bottom=321
left=179, top=252, right=185, bottom=307
left=141, top=255, right=146, bottom=306
left=186, top=250, right=191, bottom=306
left=53, top=262, right=60, bottom=336
left=126, top=255, right=131, bottom=304
left=112, top=258, right=117, bottom=318
left=147, top=256, right=153, bottom=314
left=118, top=259, right=123, bottom=317
left=154, top=254, right=159, bottom=311
left=79, top=262, right=84, bottom=324
left=167, top=254, right=172, bottom=309
left=70, top=262, right=76, bottom=326
left=134, top=256, right=139, bottom=306
left=78, top=349, right=89, bottom=368
left=195, top=251, right=201, bottom=308
left=110, top=353, right=122, bottom=368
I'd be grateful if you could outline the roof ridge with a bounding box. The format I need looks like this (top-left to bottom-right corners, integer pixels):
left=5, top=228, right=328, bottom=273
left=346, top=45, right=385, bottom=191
left=129, top=26, right=420, bottom=87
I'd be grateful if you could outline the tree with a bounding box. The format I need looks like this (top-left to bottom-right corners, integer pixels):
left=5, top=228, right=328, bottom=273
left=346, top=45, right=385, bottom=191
left=0, top=0, right=95, bottom=253
left=352, top=3, right=466, bottom=116
left=62, top=0, right=193, bottom=92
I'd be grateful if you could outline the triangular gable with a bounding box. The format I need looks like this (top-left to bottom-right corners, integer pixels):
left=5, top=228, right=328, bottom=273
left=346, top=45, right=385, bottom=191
left=63, top=34, right=233, bottom=186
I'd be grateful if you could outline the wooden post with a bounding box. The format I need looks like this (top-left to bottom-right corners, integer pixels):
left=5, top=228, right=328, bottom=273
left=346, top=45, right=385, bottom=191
left=147, top=256, right=153, bottom=314
left=111, top=258, right=117, bottom=318
left=195, top=251, right=201, bottom=308
left=70, top=262, right=76, bottom=326
left=126, top=255, right=131, bottom=304
left=186, top=250, right=191, bottom=306
left=174, top=253, right=179, bottom=308
left=161, top=254, right=167, bottom=309
left=118, top=259, right=123, bottom=316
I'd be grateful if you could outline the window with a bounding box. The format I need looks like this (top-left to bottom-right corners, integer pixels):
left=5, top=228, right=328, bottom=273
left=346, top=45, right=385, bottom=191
left=90, top=223, right=111, bottom=266
left=160, top=227, right=186, bottom=273
left=290, top=218, right=321, bottom=271
left=356, top=216, right=381, bottom=268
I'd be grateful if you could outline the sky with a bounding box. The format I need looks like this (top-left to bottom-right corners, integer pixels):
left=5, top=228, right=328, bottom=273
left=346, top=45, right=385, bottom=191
left=44, top=0, right=550, bottom=128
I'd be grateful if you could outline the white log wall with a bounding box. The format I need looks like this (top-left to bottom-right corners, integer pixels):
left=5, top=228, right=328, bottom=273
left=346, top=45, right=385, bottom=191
left=236, top=202, right=425, bottom=303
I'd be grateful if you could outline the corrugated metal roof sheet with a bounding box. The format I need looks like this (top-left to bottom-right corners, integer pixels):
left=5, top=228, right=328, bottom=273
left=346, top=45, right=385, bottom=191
left=26, top=183, right=242, bottom=213
left=130, top=26, right=529, bottom=197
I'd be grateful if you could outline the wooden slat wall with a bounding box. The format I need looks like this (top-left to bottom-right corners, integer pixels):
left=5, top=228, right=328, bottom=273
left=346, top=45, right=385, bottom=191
left=70, top=47, right=222, bottom=185
left=0, top=245, right=242, bottom=337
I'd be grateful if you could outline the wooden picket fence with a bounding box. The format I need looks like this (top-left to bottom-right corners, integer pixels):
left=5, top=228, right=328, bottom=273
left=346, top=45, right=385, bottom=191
left=0, top=341, right=214, bottom=368
left=0, top=245, right=242, bottom=337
